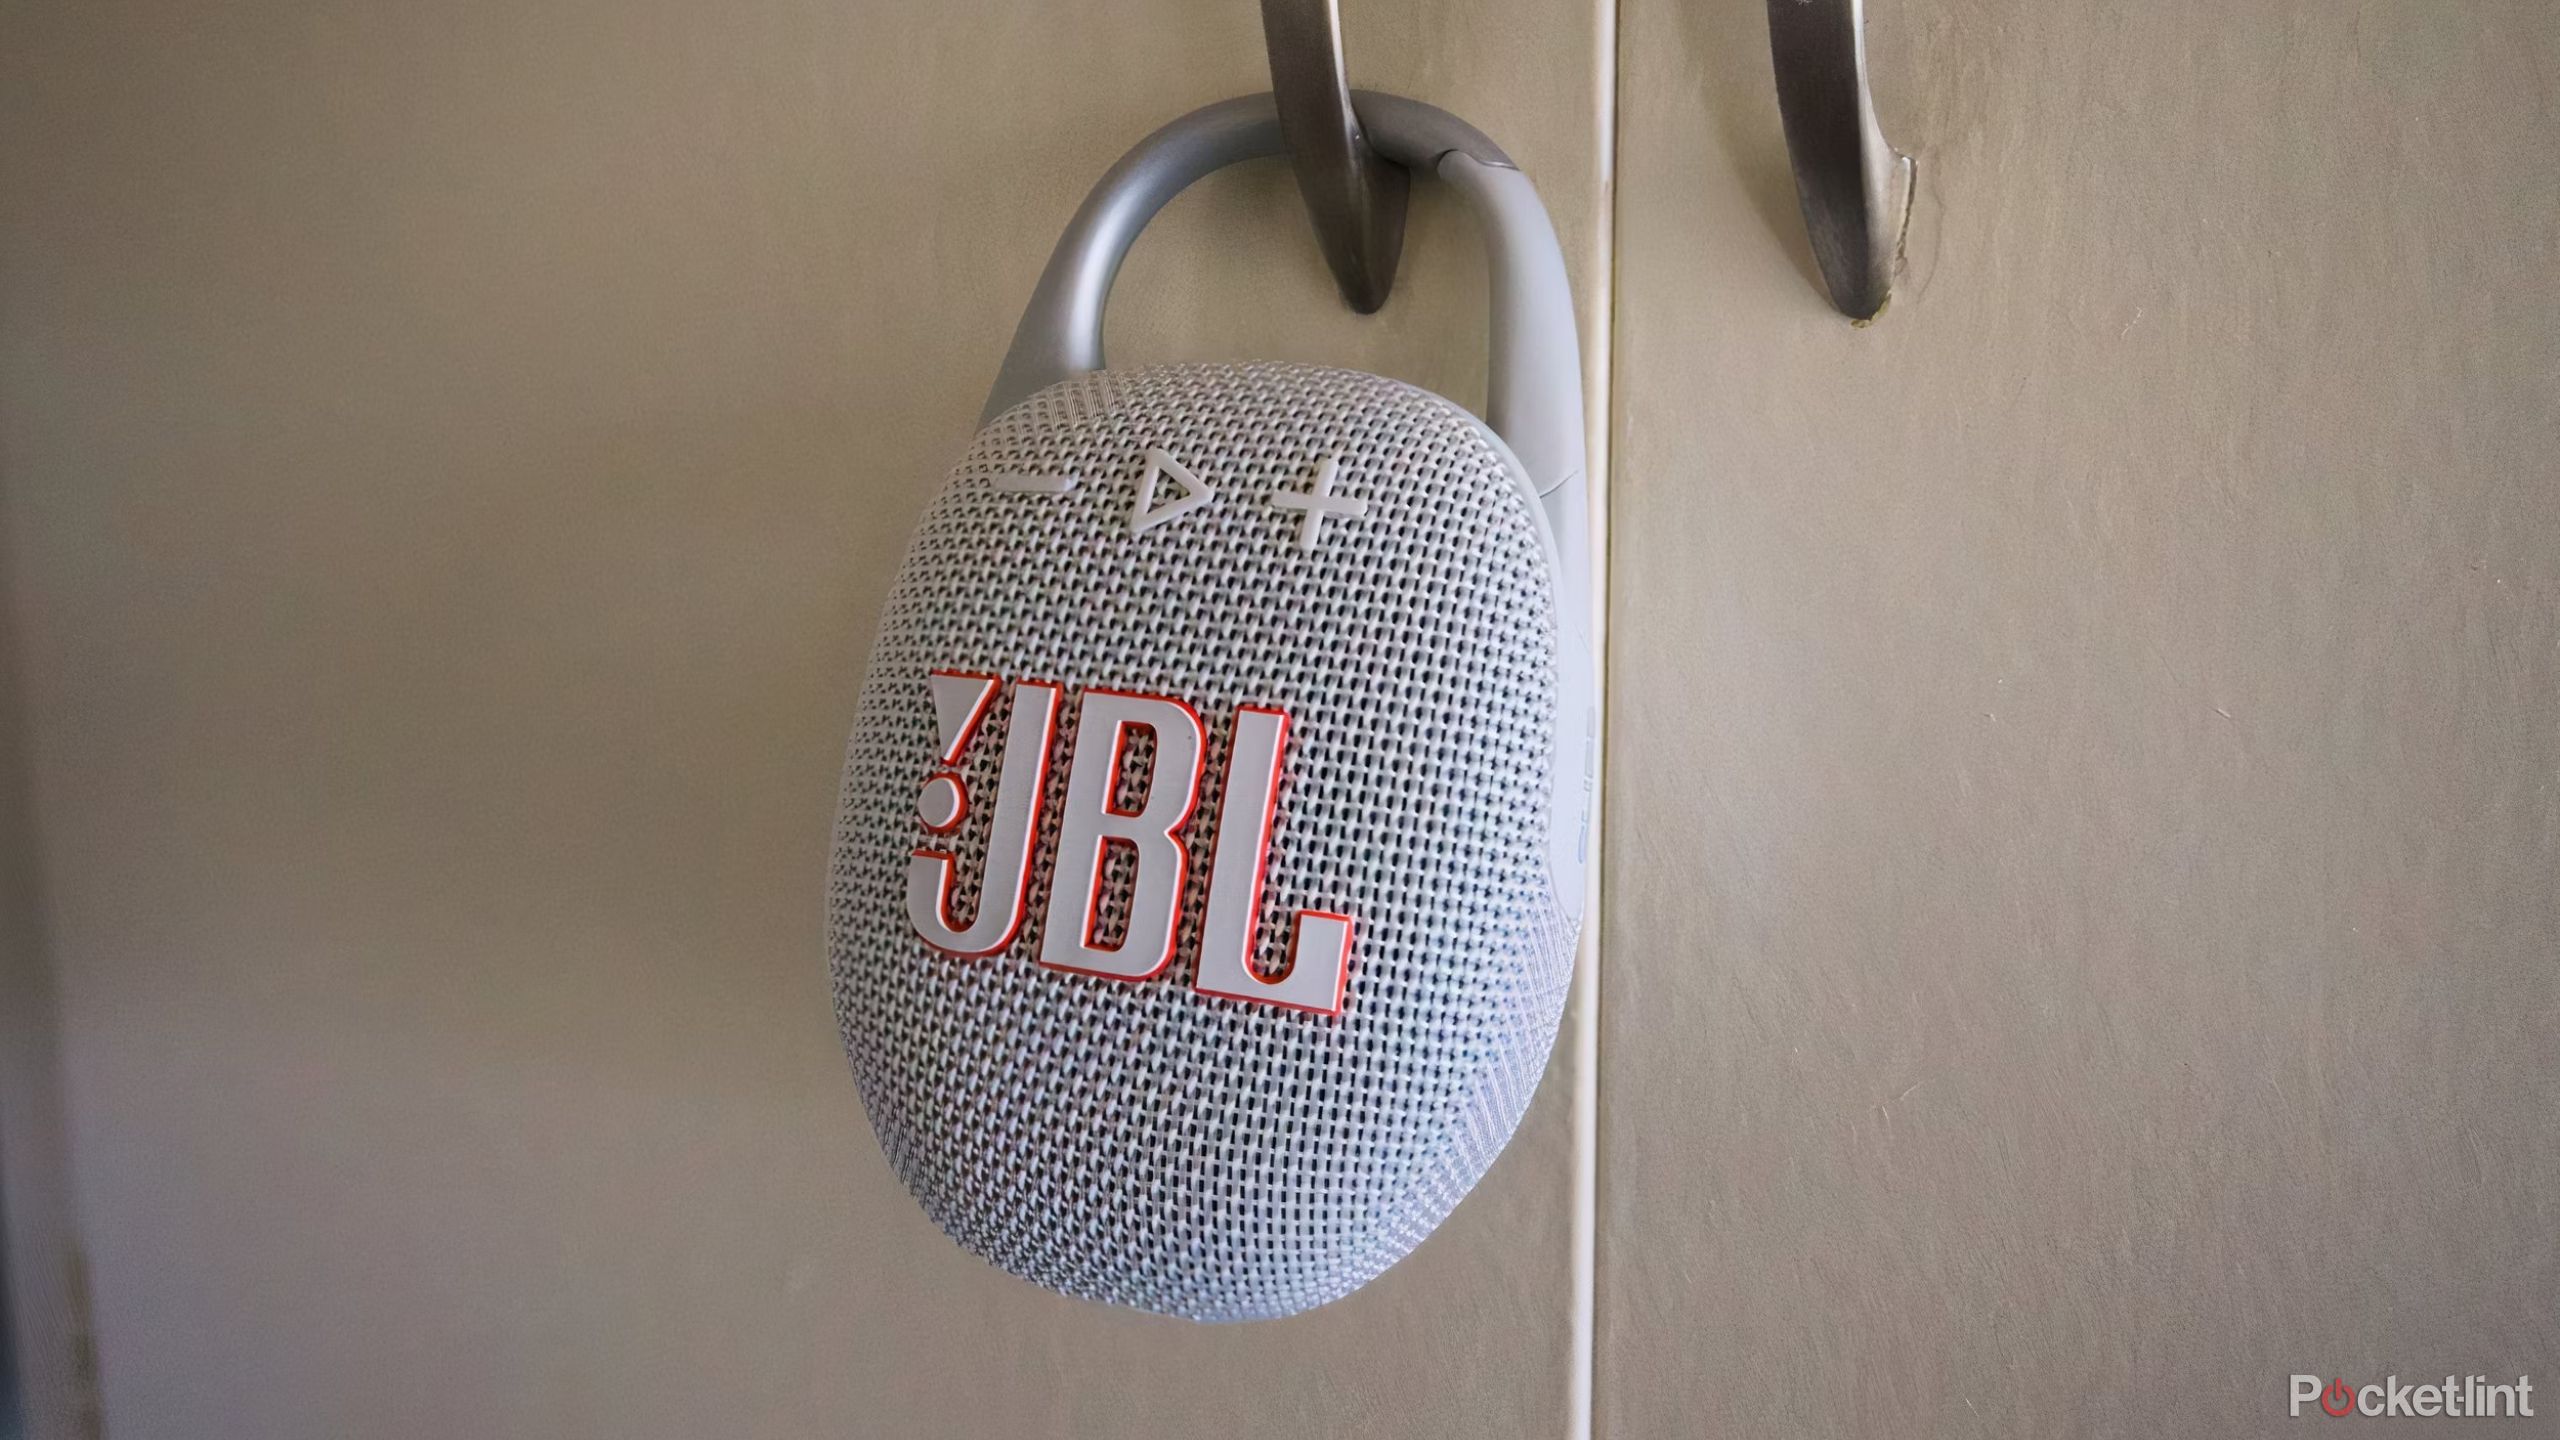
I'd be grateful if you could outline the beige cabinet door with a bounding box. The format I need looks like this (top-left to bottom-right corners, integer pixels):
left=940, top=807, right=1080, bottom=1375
left=0, top=1, right=1609, bottom=1437
left=1601, top=0, right=2559, bottom=1435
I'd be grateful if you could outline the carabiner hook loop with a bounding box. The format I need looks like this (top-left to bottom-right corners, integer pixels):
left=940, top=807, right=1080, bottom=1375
left=1260, top=0, right=1409, bottom=313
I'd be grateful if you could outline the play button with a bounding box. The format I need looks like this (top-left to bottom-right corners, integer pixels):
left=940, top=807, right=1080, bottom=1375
left=1129, top=446, right=1216, bottom=536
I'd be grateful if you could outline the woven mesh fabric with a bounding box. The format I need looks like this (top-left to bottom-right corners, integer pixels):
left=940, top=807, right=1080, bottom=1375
left=829, top=361, right=1575, bottom=1321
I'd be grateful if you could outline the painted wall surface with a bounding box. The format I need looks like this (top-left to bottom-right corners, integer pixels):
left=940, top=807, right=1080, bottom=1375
left=0, top=0, right=1607, bottom=1436
left=0, top=523, right=91, bottom=1440
left=1602, top=1, right=2558, bottom=1435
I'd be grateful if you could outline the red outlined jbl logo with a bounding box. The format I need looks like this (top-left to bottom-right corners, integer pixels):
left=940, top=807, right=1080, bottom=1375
left=903, top=671, right=1354, bottom=1016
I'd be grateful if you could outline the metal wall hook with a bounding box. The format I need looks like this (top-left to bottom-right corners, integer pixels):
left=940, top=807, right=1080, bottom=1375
left=1261, top=0, right=1409, bottom=313
left=1767, top=0, right=1912, bottom=320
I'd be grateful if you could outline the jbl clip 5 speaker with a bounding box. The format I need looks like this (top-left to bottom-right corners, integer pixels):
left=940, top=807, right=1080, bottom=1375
left=828, top=92, right=1592, bottom=1322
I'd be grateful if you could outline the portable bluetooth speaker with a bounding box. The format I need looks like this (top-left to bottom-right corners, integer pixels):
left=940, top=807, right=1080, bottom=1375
left=827, top=92, right=1593, bottom=1322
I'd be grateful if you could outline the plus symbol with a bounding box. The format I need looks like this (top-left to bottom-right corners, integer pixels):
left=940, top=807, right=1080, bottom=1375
left=1270, top=455, right=1370, bottom=553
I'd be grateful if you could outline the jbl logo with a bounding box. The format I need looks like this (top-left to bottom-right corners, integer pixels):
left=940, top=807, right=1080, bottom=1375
left=905, top=670, right=1354, bottom=1016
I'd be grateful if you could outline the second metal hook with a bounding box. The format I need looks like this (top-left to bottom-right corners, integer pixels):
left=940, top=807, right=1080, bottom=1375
left=1260, top=0, right=1408, bottom=313
left=1767, top=0, right=1912, bottom=320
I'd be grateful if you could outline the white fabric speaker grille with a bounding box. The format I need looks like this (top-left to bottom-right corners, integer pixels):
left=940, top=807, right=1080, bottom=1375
left=829, top=361, right=1573, bottom=1321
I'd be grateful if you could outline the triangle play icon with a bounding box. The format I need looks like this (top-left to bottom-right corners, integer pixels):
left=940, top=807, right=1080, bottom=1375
left=1130, top=447, right=1216, bottom=536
